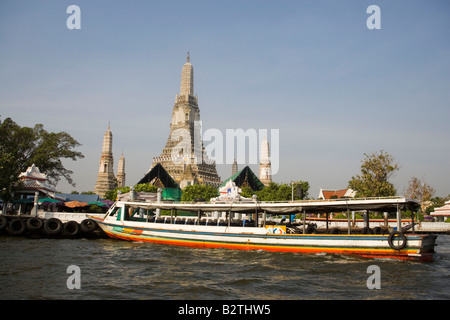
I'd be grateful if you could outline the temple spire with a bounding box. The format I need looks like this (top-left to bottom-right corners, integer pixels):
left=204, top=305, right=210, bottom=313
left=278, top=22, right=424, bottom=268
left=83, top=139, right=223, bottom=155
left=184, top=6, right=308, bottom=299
left=259, top=136, right=272, bottom=186
left=116, top=152, right=126, bottom=188
left=151, top=55, right=221, bottom=189
left=180, top=53, right=194, bottom=97
left=94, top=124, right=117, bottom=197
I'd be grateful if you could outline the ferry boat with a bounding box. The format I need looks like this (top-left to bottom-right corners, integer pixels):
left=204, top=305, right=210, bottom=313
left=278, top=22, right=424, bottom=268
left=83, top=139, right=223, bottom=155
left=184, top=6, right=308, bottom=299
left=90, top=182, right=437, bottom=262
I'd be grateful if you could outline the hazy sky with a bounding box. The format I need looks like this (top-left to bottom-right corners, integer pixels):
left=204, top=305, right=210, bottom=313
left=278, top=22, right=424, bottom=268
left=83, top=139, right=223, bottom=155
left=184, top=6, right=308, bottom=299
left=1, top=0, right=449, bottom=198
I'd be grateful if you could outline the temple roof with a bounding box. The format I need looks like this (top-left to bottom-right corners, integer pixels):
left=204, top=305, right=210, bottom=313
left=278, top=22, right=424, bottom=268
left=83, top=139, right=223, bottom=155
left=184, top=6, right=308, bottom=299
left=220, top=166, right=265, bottom=191
left=17, top=164, right=59, bottom=198
left=137, top=163, right=180, bottom=189
left=19, top=164, right=46, bottom=181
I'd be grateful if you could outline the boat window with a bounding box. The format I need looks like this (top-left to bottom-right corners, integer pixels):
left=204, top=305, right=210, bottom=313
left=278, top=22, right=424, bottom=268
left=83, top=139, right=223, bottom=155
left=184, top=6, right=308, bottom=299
left=123, top=206, right=130, bottom=221
left=129, top=208, right=145, bottom=222
left=109, top=207, right=122, bottom=221
left=122, top=207, right=153, bottom=222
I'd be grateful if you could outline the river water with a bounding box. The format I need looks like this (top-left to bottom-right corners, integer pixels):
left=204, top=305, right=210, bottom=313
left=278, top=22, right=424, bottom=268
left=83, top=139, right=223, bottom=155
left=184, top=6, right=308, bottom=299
left=1, top=234, right=449, bottom=300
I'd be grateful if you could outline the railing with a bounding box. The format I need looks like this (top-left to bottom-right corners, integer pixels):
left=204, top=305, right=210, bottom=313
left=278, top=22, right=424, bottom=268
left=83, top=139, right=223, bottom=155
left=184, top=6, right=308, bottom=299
left=257, top=196, right=408, bottom=204
left=122, top=196, right=412, bottom=205
left=38, top=211, right=104, bottom=223
left=416, top=222, right=450, bottom=231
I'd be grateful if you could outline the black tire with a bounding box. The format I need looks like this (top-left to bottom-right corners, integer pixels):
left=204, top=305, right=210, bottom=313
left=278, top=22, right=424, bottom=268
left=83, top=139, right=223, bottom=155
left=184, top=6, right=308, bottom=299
left=63, top=221, right=80, bottom=238
left=373, top=227, right=383, bottom=234
left=0, top=216, right=8, bottom=231
left=80, top=219, right=97, bottom=233
left=27, top=217, right=44, bottom=231
left=388, top=231, right=407, bottom=250
left=44, top=218, right=63, bottom=235
left=9, top=219, right=27, bottom=235
left=305, top=225, right=316, bottom=234
left=329, top=228, right=340, bottom=234
left=361, top=227, right=372, bottom=234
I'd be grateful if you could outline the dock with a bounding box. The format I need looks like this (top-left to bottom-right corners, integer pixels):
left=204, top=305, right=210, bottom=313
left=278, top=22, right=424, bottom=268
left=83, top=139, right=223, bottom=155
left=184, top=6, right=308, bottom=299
left=0, top=212, right=107, bottom=239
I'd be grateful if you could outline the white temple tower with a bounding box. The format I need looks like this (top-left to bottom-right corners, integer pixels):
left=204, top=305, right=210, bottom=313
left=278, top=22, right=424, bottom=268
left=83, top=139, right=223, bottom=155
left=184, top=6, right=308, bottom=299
left=259, top=136, right=272, bottom=186
left=116, top=152, right=126, bottom=188
left=94, top=124, right=117, bottom=197
left=232, top=157, right=238, bottom=176
left=150, top=54, right=221, bottom=188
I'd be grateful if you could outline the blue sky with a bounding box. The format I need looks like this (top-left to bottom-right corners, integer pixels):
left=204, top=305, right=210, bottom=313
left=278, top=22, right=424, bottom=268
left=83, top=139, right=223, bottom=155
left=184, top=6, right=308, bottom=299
left=1, top=0, right=449, bottom=197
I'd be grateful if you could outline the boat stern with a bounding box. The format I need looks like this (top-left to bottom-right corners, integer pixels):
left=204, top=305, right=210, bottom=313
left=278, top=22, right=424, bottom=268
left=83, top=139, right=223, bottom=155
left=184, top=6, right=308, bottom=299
left=418, top=234, right=438, bottom=262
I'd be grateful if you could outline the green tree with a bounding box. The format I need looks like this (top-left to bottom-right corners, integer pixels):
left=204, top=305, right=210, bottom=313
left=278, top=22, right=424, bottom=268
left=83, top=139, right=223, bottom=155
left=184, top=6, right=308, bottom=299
left=0, top=117, right=84, bottom=203
left=425, top=195, right=450, bottom=215
left=135, top=184, right=159, bottom=193
left=81, top=191, right=96, bottom=195
left=241, top=181, right=310, bottom=201
left=104, top=183, right=159, bottom=201
left=104, top=186, right=130, bottom=201
left=181, top=184, right=218, bottom=202
left=348, top=150, right=399, bottom=197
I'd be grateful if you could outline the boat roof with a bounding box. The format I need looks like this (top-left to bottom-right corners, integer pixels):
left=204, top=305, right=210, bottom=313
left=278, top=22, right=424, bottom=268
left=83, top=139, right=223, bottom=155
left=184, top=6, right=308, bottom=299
left=116, top=197, right=420, bottom=214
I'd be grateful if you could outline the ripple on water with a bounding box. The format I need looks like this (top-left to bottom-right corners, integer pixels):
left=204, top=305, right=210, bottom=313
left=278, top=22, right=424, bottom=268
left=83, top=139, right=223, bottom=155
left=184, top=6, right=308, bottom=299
left=1, top=235, right=450, bottom=299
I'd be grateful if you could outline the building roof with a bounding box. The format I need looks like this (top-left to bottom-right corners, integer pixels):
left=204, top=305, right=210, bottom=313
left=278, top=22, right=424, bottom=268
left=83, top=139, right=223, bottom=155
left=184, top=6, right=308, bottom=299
left=19, top=164, right=47, bottom=181
left=137, top=163, right=180, bottom=189
left=319, top=188, right=356, bottom=200
left=430, top=201, right=450, bottom=216
left=18, top=164, right=59, bottom=198
left=220, top=166, right=265, bottom=191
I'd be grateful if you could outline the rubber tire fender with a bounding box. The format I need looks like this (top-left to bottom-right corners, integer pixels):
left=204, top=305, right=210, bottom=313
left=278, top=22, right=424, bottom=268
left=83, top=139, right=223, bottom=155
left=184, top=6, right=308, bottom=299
left=388, top=231, right=407, bottom=250
left=80, top=219, right=97, bottom=233
left=305, top=225, right=316, bottom=234
left=9, top=219, right=27, bottom=235
left=361, top=227, right=372, bottom=234
left=0, top=216, right=8, bottom=231
left=27, top=217, right=44, bottom=231
left=372, top=227, right=383, bottom=234
left=44, top=218, right=63, bottom=235
left=329, top=228, right=340, bottom=234
left=63, top=221, right=80, bottom=237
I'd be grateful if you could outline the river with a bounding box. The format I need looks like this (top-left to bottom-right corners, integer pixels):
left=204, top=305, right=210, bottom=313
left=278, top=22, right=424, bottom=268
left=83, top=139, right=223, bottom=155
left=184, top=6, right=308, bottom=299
left=1, top=234, right=449, bottom=300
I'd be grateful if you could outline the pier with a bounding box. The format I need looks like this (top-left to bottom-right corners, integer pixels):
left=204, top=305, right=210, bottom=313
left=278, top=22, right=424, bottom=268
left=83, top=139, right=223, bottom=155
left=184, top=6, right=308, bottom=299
left=0, top=212, right=107, bottom=239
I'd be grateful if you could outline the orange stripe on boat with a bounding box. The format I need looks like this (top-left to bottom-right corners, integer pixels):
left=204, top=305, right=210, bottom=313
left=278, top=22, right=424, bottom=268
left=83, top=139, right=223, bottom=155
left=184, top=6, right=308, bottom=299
left=103, top=229, right=421, bottom=260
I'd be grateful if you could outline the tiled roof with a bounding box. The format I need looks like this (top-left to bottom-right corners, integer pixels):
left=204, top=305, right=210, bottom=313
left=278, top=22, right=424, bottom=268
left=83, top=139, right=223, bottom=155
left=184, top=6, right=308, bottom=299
left=319, top=188, right=355, bottom=199
left=322, top=189, right=349, bottom=199
left=431, top=201, right=450, bottom=216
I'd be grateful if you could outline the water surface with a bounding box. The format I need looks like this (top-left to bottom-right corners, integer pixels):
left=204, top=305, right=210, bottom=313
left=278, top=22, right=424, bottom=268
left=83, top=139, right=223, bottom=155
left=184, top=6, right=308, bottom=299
left=1, top=234, right=449, bottom=300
